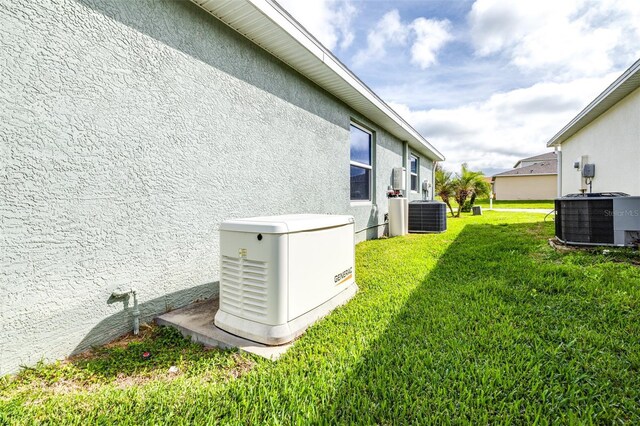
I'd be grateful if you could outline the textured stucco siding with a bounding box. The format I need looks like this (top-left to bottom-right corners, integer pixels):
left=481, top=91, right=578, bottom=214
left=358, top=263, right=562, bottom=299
left=560, top=87, right=640, bottom=196
left=0, top=0, right=421, bottom=374
left=493, top=175, right=558, bottom=200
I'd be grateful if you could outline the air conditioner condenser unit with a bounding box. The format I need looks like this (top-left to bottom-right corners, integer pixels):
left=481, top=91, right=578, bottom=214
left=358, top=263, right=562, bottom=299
left=215, top=214, right=358, bottom=345
left=408, top=200, right=447, bottom=233
left=555, top=194, right=640, bottom=246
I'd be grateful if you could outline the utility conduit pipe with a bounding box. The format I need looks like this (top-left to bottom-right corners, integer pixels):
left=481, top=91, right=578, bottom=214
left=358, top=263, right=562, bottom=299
left=110, top=288, right=140, bottom=335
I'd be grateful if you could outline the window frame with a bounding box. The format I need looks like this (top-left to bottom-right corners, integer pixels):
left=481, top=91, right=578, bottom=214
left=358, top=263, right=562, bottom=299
left=349, top=122, right=373, bottom=203
left=410, top=153, right=419, bottom=193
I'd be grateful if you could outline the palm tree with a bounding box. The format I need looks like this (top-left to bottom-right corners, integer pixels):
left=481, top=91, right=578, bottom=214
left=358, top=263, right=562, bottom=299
left=468, top=175, right=491, bottom=207
left=435, top=165, right=456, bottom=217
left=453, top=163, right=491, bottom=217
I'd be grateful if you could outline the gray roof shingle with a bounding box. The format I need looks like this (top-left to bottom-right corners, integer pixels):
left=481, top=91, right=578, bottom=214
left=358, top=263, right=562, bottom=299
left=495, top=160, right=557, bottom=177
left=514, top=152, right=557, bottom=167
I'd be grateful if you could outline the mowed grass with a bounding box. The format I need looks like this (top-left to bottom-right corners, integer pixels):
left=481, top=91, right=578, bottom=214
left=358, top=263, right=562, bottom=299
left=437, top=197, right=555, bottom=211
left=476, top=198, right=555, bottom=209
left=2, top=212, right=639, bottom=424
left=440, top=197, right=555, bottom=210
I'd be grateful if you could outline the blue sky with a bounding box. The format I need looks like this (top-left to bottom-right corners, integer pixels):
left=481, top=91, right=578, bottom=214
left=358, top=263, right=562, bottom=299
left=277, top=0, right=640, bottom=175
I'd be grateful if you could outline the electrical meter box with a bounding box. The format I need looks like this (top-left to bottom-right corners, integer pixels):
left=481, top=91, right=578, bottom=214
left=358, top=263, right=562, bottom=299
left=582, top=163, right=595, bottom=178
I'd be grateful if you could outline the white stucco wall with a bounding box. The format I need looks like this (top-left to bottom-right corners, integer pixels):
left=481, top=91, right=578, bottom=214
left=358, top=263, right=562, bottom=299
left=0, top=0, right=436, bottom=374
left=559, top=87, right=640, bottom=196
left=493, top=175, right=558, bottom=200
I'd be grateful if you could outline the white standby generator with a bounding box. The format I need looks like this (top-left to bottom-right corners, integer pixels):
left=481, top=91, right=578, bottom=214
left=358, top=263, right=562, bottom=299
left=215, top=214, right=358, bottom=345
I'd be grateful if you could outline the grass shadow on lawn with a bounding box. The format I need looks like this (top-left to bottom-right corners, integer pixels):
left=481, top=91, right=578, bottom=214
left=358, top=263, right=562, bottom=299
left=319, top=221, right=640, bottom=424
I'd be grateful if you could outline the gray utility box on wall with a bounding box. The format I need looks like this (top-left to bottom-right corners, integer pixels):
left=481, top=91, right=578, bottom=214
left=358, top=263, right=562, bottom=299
left=555, top=194, right=640, bottom=246
left=408, top=201, right=447, bottom=233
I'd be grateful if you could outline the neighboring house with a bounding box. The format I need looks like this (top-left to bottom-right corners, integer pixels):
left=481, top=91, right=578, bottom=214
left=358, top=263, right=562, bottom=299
left=547, top=58, right=640, bottom=196
left=0, top=0, right=444, bottom=374
left=492, top=152, right=558, bottom=200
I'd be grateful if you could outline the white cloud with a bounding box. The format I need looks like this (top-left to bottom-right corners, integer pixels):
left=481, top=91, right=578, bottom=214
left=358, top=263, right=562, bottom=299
left=277, top=0, right=357, bottom=51
left=410, top=18, right=453, bottom=69
left=353, top=10, right=408, bottom=66
left=279, top=0, right=640, bottom=177
left=468, top=0, right=640, bottom=79
left=390, top=73, right=618, bottom=173
left=353, top=10, right=452, bottom=69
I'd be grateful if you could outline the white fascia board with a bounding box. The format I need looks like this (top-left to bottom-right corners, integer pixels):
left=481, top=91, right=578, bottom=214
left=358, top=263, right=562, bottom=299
left=319, top=49, right=443, bottom=160
left=192, top=0, right=444, bottom=161
left=256, top=0, right=444, bottom=161
left=547, top=58, right=640, bottom=147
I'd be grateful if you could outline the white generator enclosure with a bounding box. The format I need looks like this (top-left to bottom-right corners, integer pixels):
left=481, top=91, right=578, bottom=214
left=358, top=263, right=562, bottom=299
left=215, top=214, right=358, bottom=345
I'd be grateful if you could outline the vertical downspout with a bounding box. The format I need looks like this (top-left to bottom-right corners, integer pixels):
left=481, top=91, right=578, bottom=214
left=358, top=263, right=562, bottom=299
left=555, top=147, right=562, bottom=197
left=432, top=161, right=436, bottom=200
left=402, top=141, right=409, bottom=197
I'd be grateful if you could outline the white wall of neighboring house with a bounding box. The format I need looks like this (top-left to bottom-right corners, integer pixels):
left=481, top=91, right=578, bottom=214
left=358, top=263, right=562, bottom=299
left=559, top=87, right=640, bottom=196
left=493, top=175, right=558, bottom=200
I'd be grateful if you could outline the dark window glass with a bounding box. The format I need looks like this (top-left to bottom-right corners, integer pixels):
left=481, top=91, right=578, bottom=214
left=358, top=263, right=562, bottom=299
left=350, top=125, right=371, bottom=165
left=350, top=124, right=372, bottom=201
left=350, top=166, right=370, bottom=201
left=410, top=155, right=419, bottom=191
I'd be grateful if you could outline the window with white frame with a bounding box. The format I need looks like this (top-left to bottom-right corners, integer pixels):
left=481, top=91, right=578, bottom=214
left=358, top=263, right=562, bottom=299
left=410, top=154, right=419, bottom=192
left=350, top=124, right=372, bottom=201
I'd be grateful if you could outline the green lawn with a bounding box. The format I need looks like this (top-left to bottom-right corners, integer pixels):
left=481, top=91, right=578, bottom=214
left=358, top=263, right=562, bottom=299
left=439, top=197, right=555, bottom=210
left=475, top=198, right=555, bottom=209
left=2, top=212, right=639, bottom=424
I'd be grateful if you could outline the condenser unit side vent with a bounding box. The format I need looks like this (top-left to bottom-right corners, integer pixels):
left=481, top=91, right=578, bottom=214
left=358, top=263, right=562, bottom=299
left=408, top=201, right=447, bottom=233
left=555, top=195, right=640, bottom=246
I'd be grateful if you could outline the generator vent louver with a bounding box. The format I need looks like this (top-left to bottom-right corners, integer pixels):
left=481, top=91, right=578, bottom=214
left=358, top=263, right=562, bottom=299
left=220, top=256, right=268, bottom=319
left=408, top=201, right=447, bottom=233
